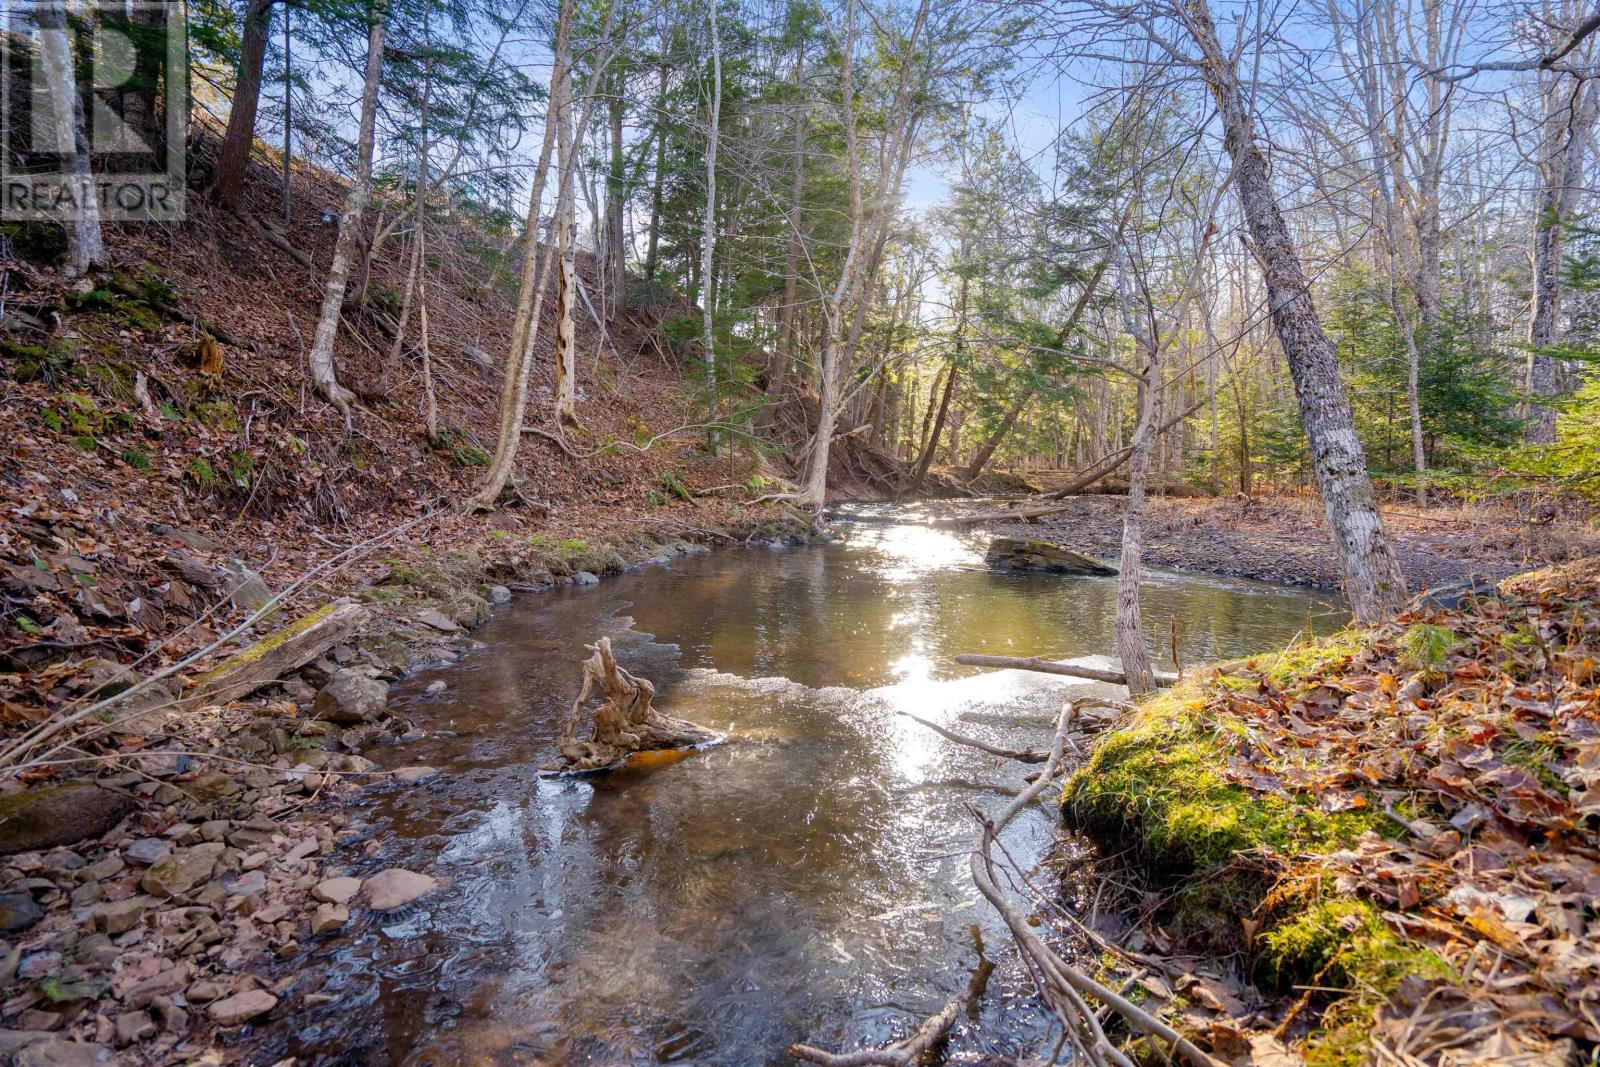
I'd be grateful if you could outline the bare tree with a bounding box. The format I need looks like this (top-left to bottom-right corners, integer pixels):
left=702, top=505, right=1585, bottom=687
left=35, top=0, right=105, bottom=275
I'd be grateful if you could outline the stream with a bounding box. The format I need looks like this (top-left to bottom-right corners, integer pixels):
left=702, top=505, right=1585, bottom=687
left=277, top=515, right=1342, bottom=1066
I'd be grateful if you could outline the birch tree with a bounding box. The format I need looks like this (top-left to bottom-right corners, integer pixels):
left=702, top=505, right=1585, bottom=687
left=305, top=0, right=387, bottom=424
left=35, top=0, right=105, bottom=275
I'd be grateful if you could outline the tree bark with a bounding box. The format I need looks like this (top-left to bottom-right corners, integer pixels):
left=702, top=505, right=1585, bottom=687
left=553, top=41, right=579, bottom=428
left=214, top=0, right=277, bottom=211
left=305, top=2, right=386, bottom=424
left=605, top=75, right=627, bottom=321
left=467, top=0, right=571, bottom=510
left=1114, top=263, right=1159, bottom=697
left=1183, top=0, right=1407, bottom=622
left=700, top=0, right=724, bottom=452
left=35, top=0, right=104, bottom=275
left=772, top=31, right=807, bottom=400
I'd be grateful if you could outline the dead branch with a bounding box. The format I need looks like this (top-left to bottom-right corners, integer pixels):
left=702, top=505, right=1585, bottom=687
left=789, top=1000, right=961, bottom=1067
left=953, top=654, right=1177, bottom=688
left=970, top=697, right=1227, bottom=1067
left=897, top=711, right=1050, bottom=762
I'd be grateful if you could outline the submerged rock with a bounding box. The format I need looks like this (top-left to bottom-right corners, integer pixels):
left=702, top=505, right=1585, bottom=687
left=0, top=784, right=134, bottom=855
left=984, top=537, right=1117, bottom=576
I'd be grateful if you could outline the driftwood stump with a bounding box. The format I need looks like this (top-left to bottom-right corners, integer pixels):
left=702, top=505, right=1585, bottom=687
left=542, top=637, right=721, bottom=773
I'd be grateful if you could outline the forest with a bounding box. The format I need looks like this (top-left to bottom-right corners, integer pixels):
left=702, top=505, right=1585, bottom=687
left=0, top=0, right=1599, bottom=1063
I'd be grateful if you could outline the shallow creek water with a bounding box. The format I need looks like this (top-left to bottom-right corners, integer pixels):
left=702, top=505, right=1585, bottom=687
left=281, top=516, right=1342, bottom=1066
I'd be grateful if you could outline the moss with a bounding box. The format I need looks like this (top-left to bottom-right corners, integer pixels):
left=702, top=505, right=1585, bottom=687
left=1063, top=674, right=1385, bottom=878
left=6, top=339, right=76, bottom=384
left=1256, top=898, right=1455, bottom=1067
left=0, top=220, right=68, bottom=264
left=190, top=603, right=334, bottom=687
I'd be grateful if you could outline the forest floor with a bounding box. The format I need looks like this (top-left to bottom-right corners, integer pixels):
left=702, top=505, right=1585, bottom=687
left=921, top=492, right=1600, bottom=592
left=1062, top=554, right=1600, bottom=1067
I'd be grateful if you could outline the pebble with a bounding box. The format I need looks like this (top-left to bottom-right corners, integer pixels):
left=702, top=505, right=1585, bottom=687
left=121, top=839, right=170, bottom=866
left=573, top=571, right=600, bottom=586
left=311, top=903, right=348, bottom=935
left=312, top=877, right=361, bottom=905
left=425, top=680, right=448, bottom=695
left=391, top=766, right=438, bottom=784
left=206, top=989, right=277, bottom=1026
left=363, top=868, right=439, bottom=911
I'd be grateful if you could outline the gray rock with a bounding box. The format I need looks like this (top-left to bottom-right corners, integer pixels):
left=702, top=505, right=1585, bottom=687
left=0, top=893, right=43, bottom=932
left=122, top=839, right=170, bottom=866
left=573, top=571, right=600, bottom=586
left=984, top=537, right=1117, bottom=576
left=313, top=670, right=388, bottom=725
left=221, top=559, right=274, bottom=614
left=0, top=785, right=134, bottom=856
left=363, top=868, right=439, bottom=911
left=415, top=608, right=459, bottom=633
left=139, top=842, right=224, bottom=899
left=312, top=877, right=361, bottom=905
left=14, top=1040, right=109, bottom=1067
left=486, top=584, right=511, bottom=605
left=390, top=766, right=437, bottom=784
left=113, top=1012, right=154, bottom=1047
left=0, top=1032, right=53, bottom=1060
left=424, top=680, right=447, bottom=696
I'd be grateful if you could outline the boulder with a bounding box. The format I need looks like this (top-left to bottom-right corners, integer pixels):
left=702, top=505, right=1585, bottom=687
left=984, top=537, right=1117, bottom=576
left=313, top=670, right=388, bottom=725
left=363, top=868, right=439, bottom=911
left=0, top=784, right=134, bottom=855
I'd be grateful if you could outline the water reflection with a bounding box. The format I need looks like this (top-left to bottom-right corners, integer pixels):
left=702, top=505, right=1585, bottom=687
left=281, top=523, right=1342, bottom=1066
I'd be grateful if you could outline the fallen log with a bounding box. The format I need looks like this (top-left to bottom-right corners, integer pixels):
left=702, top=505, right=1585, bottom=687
left=953, top=653, right=1177, bottom=688
left=541, top=637, right=721, bottom=773
left=984, top=537, right=1117, bottom=575
left=187, top=599, right=369, bottom=707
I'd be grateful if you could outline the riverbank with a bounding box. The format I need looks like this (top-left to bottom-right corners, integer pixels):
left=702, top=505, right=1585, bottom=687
left=921, top=494, right=1600, bottom=592
left=1060, top=555, right=1600, bottom=1066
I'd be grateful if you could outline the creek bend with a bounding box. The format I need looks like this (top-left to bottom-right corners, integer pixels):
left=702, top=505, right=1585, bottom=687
left=280, top=516, right=1342, bottom=1065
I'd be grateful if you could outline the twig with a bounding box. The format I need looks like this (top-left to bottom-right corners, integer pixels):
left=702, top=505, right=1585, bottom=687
left=790, top=1000, right=962, bottom=1067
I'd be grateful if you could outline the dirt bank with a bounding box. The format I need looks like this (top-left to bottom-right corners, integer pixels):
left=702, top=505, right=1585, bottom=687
left=921, top=494, right=1600, bottom=593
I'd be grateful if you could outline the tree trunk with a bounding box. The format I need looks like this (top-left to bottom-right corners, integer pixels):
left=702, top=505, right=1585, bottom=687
left=553, top=47, right=579, bottom=427
left=35, top=0, right=104, bottom=275
left=1526, top=73, right=1598, bottom=443
left=700, top=0, right=723, bottom=452
left=1184, top=0, right=1406, bottom=622
left=214, top=0, right=277, bottom=211
left=605, top=77, right=626, bottom=322
left=467, top=0, right=572, bottom=510
left=772, top=32, right=807, bottom=399
left=644, top=22, right=669, bottom=281
left=281, top=3, right=292, bottom=221
left=305, top=3, right=386, bottom=424
left=1114, top=262, right=1159, bottom=697
left=962, top=387, right=1033, bottom=482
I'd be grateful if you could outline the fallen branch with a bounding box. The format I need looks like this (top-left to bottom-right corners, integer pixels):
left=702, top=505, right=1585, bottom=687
left=970, top=697, right=1227, bottom=1067
left=897, top=711, right=1050, bottom=762
left=790, top=1000, right=961, bottom=1067
left=954, top=653, right=1176, bottom=688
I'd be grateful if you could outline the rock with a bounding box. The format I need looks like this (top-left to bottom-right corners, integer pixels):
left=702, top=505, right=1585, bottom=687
left=572, top=571, right=600, bottom=586
left=0, top=1032, right=52, bottom=1059
left=424, top=680, right=447, bottom=695
left=363, top=868, right=439, bottom=911
left=185, top=980, right=225, bottom=1004
left=122, top=839, right=170, bottom=866
left=391, top=766, right=437, bottom=784
left=984, top=537, right=1117, bottom=576
left=0, top=785, right=134, bottom=855
left=221, top=559, right=274, bottom=614
left=85, top=855, right=123, bottom=881
left=14, top=1040, right=108, bottom=1067
left=206, top=990, right=276, bottom=1026
left=311, top=903, right=348, bottom=935
left=113, top=1012, right=154, bottom=1047
left=187, top=771, right=241, bottom=801
left=68, top=659, right=136, bottom=699
left=464, top=344, right=494, bottom=369
left=227, top=871, right=267, bottom=897
left=313, top=670, right=388, bottom=725
left=415, top=608, right=459, bottom=633
left=92, top=895, right=147, bottom=935
left=312, top=877, right=361, bottom=905
left=139, top=842, right=224, bottom=898
left=0, top=893, right=43, bottom=932
left=486, top=584, right=511, bottom=605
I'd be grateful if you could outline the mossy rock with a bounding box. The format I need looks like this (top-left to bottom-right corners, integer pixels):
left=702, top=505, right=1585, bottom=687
left=0, top=782, right=135, bottom=854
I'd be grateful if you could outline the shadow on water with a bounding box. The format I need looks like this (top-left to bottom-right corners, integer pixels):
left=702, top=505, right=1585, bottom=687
left=279, top=519, right=1343, bottom=1066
